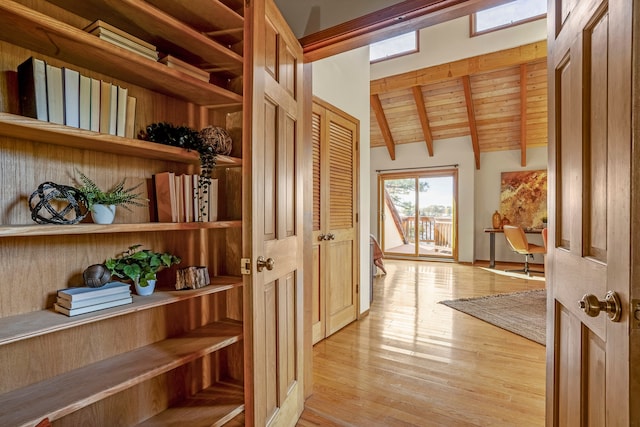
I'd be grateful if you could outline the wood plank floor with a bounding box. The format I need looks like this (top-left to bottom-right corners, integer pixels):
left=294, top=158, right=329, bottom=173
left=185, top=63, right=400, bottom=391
left=297, top=260, right=546, bottom=427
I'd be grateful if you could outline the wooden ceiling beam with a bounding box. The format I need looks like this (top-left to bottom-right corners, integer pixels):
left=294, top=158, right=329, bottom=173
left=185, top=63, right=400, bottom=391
left=411, top=86, right=434, bottom=156
left=462, top=76, right=480, bottom=169
left=520, top=64, right=527, bottom=166
left=371, top=41, right=547, bottom=95
left=371, top=94, right=396, bottom=160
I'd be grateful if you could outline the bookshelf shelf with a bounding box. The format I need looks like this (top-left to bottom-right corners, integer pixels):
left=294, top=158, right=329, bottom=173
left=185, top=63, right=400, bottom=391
left=0, top=277, right=242, bottom=346
left=0, top=320, right=243, bottom=427
left=139, top=381, right=245, bottom=426
left=0, top=113, right=243, bottom=165
left=0, top=221, right=242, bottom=238
left=0, top=1, right=242, bottom=107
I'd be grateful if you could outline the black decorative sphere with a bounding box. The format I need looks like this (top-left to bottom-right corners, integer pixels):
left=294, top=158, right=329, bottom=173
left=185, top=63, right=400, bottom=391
left=28, top=182, right=89, bottom=225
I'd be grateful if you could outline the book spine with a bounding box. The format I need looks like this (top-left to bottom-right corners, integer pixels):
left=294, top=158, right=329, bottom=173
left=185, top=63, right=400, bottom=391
left=56, top=290, right=131, bottom=309
left=99, top=80, right=111, bottom=134
left=125, top=96, right=137, bottom=138
left=116, top=86, right=128, bottom=137
left=57, top=283, right=131, bottom=302
left=79, top=75, right=91, bottom=130
left=90, top=78, right=101, bottom=132
left=54, top=297, right=133, bottom=316
left=45, top=64, right=64, bottom=125
left=109, top=84, right=117, bottom=135
left=62, top=68, right=80, bottom=128
left=154, top=172, right=177, bottom=222
left=17, top=57, right=48, bottom=121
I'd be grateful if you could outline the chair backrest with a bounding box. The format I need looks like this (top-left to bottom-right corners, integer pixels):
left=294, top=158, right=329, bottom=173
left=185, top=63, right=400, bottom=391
left=503, top=225, right=529, bottom=254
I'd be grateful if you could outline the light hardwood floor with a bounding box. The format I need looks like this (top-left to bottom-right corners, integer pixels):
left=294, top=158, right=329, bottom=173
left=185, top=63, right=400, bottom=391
left=297, top=260, right=546, bottom=427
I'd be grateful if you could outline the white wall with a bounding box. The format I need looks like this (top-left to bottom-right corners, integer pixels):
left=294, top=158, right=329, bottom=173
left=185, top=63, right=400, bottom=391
left=475, top=147, right=547, bottom=264
left=370, top=138, right=476, bottom=262
left=312, top=46, right=372, bottom=313
left=371, top=16, right=547, bottom=79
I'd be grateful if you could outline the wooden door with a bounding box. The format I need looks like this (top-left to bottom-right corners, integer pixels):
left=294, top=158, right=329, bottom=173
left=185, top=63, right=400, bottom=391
left=547, top=0, right=639, bottom=424
left=245, top=0, right=305, bottom=425
left=311, top=99, right=359, bottom=344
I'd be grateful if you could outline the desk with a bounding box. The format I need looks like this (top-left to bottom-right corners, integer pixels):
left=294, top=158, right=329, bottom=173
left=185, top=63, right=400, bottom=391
left=484, top=228, right=543, bottom=268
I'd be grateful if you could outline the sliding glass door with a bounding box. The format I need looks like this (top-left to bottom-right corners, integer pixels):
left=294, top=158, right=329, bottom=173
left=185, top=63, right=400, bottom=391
left=379, top=169, right=457, bottom=260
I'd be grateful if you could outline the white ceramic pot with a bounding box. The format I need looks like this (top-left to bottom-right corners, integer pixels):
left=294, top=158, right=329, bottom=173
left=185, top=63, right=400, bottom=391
left=135, top=279, right=156, bottom=296
left=91, top=204, right=116, bottom=224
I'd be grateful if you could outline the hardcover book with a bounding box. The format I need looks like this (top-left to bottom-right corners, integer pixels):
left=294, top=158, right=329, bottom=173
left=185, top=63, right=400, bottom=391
left=57, top=281, right=131, bottom=302
left=17, top=57, right=48, bottom=121
left=45, top=64, right=64, bottom=125
left=54, top=296, right=133, bottom=317
left=62, top=67, right=80, bottom=128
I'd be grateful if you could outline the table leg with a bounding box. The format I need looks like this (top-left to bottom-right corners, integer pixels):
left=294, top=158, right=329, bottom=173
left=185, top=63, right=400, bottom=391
left=489, top=232, right=496, bottom=268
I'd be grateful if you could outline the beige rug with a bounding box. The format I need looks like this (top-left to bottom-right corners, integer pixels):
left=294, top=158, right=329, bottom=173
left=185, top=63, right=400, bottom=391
left=439, top=289, right=546, bottom=345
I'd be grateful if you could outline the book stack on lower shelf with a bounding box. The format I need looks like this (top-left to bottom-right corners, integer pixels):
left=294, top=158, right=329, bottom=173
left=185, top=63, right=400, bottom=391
left=54, top=282, right=132, bottom=317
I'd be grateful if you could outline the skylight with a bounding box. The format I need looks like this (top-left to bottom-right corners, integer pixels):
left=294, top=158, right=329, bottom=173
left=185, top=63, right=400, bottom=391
left=370, top=31, right=418, bottom=63
left=472, top=0, right=547, bottom=36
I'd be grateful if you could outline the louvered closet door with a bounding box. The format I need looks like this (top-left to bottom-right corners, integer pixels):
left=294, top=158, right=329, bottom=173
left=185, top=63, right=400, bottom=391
left=311, top=99, right=359, bottom=343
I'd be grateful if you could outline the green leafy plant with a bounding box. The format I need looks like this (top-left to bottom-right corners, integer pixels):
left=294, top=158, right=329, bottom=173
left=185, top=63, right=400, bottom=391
left=105, top=244, right=181, bottom=287
left=138, top=122, right=217, bottom=218
left=74, top=169, right=147, bottom=211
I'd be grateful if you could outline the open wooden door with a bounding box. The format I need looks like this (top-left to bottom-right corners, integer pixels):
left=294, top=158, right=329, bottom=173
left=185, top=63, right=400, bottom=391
left=547, top=0, right=639, bottom=424
left=244, top=0, right=305, bottom=425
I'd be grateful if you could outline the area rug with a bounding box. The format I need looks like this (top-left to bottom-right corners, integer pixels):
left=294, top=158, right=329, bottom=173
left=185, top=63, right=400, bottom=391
left=439, top=289, right=546, bottom=345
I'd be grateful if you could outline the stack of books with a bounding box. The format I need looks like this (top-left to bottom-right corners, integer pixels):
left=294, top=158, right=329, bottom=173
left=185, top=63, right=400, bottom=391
left=84, top=20, right=158, bottom=61
left=17, top=57, right=137, bottom=138
left=158, top=54, right=210, bottom=82
left=152, top=172, right=218, bottom=223
left=54, top=282, right=132, bottom=317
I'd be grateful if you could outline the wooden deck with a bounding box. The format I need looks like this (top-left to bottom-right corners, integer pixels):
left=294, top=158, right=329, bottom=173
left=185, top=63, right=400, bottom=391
left=297, top=260, right=546, bottom=426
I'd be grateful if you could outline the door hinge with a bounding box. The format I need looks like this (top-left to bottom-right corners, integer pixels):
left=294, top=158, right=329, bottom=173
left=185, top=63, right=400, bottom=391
left=356, top=213, right=359, bottom=223
left=241, top=258, right=251, bottom=275
left=356, top=284, right=359, bottom=293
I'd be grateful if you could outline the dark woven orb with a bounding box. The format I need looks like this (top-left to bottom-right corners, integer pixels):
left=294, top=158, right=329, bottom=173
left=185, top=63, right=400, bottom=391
left=28, top=182, right=89, bottom=225
left=199, top=126, right=232, bottom=155
left=83, top=264, right=112, bottom=288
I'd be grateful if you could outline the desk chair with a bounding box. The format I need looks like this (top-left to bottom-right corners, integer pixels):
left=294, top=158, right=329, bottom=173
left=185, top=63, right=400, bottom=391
left=503, top=225, right=545, bottom=276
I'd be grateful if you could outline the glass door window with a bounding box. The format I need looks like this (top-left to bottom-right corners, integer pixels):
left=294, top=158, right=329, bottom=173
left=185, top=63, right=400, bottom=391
left=380, top=170, right=457, bottom=260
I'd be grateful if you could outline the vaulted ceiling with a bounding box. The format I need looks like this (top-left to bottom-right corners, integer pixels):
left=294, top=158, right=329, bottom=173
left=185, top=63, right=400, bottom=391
left=370, top=41, right=548, bottom=169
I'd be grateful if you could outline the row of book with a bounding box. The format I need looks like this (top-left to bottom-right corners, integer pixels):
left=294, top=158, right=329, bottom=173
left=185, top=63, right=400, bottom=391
left=153, top=172, right=219, bottom=223
left=54, top=282, right=132, bottom=317
left=85, top=20, right=209, bottom=83
left=17, top=57, right=137, bottom=138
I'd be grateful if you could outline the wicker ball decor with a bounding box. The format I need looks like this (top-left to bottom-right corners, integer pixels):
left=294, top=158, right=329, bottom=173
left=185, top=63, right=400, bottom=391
left=28, top=182, right=89, bottom=225
left=83, top=264, right=112, bottom=288
left=199, top=126, right=232, bottom=155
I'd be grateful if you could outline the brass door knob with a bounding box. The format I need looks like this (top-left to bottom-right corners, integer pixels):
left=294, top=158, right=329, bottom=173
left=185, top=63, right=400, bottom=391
left=579, top=291, right=621, bottom=322
left=256, top=256, right=275, bottom=272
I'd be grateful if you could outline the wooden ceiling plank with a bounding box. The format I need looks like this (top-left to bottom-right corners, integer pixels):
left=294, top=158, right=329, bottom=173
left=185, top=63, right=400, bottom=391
left=371, top=94, right=396, bottom=160
left=371, top=41, right=547, bottom=95
left=462, top=75, right=481, bottom=169
left=411, top=86, right=435, bottom=156
left=520, top=64, right=527, bottom=166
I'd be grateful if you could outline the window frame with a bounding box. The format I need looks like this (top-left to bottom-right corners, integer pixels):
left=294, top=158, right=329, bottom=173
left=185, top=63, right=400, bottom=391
left=369, top=31, right=419, bottom=64
left=469, top=2, right=546, bottom=37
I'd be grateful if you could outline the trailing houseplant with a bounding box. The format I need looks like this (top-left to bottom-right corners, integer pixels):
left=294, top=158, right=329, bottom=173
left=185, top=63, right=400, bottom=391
left=138, top=122, right=217, bottom=219
left=74, top=170, right=147, bottom=223
left=105, top=244, right=181, bottom=295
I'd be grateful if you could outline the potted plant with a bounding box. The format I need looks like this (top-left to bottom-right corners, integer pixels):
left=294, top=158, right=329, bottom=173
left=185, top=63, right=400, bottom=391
left=74, top=170, right=147, bottom=224
left=541, top=216, right=548, bottom=228
left=105, top=244, right=181, bottom=295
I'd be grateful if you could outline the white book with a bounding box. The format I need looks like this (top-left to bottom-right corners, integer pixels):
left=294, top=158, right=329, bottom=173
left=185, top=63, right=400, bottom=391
left=62, top=67, right=80, bottom=128
left=56, top=290, right=131, bottom=309
left=99, top=80, right=112, bottom=134
left=116, top=86, right=128, bottom=137
left=182, top=174, right=193, bottom=222
left=125, top=95, right=136, bottom=138
left=54, top=296, right=133, bottom=317
left=209, top=178, right=218, bottom=222
left=45, top=64, right=64, bottom=124
left=175, top=174, right=184, bottom=222
left=57, top=281, right=131, bottom=302
left=192, top=175, right=200, bottom=222
left=79, top=75, right=91, bottom=130
left=109, top=84, right=118, bottom=135
left=90, top=78, right=101, bottom=132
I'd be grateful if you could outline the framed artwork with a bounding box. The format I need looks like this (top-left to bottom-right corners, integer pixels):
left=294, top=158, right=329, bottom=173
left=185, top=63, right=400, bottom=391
left=500, top=170, right=547, bottom=229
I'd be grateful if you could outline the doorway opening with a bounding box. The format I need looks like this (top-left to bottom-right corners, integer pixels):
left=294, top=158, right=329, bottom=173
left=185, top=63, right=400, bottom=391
left=378, top=169, right=458, bottom=261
